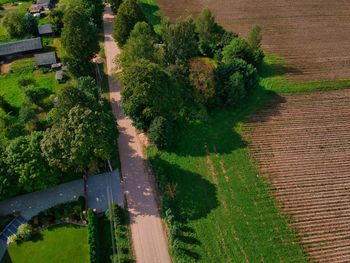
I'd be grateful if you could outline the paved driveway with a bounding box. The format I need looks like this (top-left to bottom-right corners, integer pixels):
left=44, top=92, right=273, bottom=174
left=0, top=171, right=123, bottom=220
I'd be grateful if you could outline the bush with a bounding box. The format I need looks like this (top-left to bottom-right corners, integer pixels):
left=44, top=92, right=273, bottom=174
left=3, top=12, right=37, bottom=38
left=87, top=209, right=99, bottom=263
left=23, top=86, right=51, bottom=105
left=16, top=223, right=33, bottom=241
left=148, top=116, right=174, bottom=150
left=0, top=95, right=17, bottom=115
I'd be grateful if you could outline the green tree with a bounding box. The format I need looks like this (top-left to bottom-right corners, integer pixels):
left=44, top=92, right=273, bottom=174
left=61, top=6, right=99, bottom=77
left=5, top=132, right=59, bottom=192
left=113, top=0, right=144, bottom=46
left=121, top=59, right=179, bottom=130
left=48, top=8, right=64, bottom=34
left=119, top=21, right=163, bottom=67
left=161, top=17, right=198, bottom=64
left=222, top=37, right=255, bottom=65
left=0, top=143, right=20, bottom=200
left=148, top=116, right=174, bottom=149
left=246, top=25, right=265, bottom=66
left=82, top=0, right=104, bottom=26
left=41, top=105, right=117, bottom=175
left=3, top=12, right=37, bottom=38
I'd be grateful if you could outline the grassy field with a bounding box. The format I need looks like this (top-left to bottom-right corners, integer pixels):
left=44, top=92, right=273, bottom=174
left=2, top=224, right=89, bottom=263
left=0, top=58, right=59, bottom=108
left=148, top=84, right=308, bottom=262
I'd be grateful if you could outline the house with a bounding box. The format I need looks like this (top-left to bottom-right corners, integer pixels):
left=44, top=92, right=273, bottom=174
left=34, top=51, right=57, bottom=66
left=28, top=4, right=44, bottom=14
left=38, top=24, right=53, bottom=35
left=0, top=38, right=42, bottom=58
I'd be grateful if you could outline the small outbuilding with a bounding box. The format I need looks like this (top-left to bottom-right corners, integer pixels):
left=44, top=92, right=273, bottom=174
left=0, top=38, right=42, bottom=58
left=34, top=51, right=57, bottom=66
left=38, top=24, right=53, bottom=35
left=55, top=70, right=63, bottom=82
left=28, top=4, right=44, bottom=14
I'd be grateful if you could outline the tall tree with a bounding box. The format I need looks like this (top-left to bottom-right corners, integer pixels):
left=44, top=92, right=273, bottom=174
left=41, top=105, right=117, bottom=175
left=61, top=6, right=99, bottom=76
left=113, top=0, right=145, bottom=46
left=246, top=25, right=265, bottom=66
left=161, top=17, right=198, bottom=64
left=5, top=132, right=59, bottom=192
left=121, top=59, right=179, bottom=130
left=82, top=0, right=104, bottom=26
left=0, top=143, right=19, bottom=200
left=119, top=21, right=163, bottom=67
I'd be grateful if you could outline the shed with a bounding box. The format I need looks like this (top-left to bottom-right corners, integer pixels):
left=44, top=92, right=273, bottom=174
left=55, top=70, right=63, bottom=82
left=34, top=51, right=57, bottom=66
left=0, top=38, right=42, bottom=57
left=28, top=4, right=43, bottom=14
left=38, top=24, right=53, bottom=35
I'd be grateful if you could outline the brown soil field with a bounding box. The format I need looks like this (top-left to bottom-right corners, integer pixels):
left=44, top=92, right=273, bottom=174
left=244, top=89, right=350, bottom=262
left=157, top=0, right=350, bottom=81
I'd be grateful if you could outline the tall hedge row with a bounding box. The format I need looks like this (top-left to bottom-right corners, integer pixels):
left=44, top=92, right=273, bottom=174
left=87, top=209, right=100, bottom=263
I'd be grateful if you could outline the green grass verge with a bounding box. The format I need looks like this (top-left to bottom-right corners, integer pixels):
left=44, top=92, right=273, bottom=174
left=2, top=224, right=89, bottom=263
left=148, top=86, right=308, bottom=262
left=0, top=58, right=58, bottom=108
left=259, top=55, right=350, bottom=93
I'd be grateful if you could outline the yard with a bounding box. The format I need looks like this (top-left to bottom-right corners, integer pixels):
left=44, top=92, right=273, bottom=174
left=2, top=224, right=89, bottom=263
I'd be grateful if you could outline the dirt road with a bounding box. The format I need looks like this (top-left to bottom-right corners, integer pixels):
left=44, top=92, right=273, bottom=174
left=102, top=6, right=171, bottom=263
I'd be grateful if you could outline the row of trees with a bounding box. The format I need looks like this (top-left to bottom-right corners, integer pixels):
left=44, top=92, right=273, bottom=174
left=113, top=1, right=264, bottom=149
left=0, top=0, right=117, bottom=201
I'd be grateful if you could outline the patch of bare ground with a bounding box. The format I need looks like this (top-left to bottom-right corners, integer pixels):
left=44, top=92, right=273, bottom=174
left=244, top=89, right=350, bottom=262
left=157, top=0, right=350, bottom=81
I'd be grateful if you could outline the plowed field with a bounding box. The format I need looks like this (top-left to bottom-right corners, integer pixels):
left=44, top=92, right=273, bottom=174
left=157, top=0, right=350, bottom=81
left=244, top=89, right=350, bottom=262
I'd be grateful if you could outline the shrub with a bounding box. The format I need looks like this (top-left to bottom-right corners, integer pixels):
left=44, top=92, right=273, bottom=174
left=87, top=209, right=99, bottom=263
left=148, top=116, right=174, bottom=150
left=16, top=223, right=33, bottom=241
left=8, top=234, right=17, bottom=243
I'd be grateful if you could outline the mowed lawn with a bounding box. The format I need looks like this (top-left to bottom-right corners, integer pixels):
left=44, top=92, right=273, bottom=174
left=148, top=85, right=308, bottom=262
left=2, top=224, right=88, bottom=263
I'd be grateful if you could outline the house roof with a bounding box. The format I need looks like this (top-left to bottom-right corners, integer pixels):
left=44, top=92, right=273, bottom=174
left=28, top=4, right=43, bottom=13
left=36, top=0, right=50, bottom=6
left=38, top=24, right=53, bottom=35
left=34, top=51, right=57, bottom=66
left=0, top=38, right=42, bottom=56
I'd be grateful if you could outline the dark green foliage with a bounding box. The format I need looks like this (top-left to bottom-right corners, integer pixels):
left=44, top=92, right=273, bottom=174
left=161, top=17, right=198, bottom=64
left=18, top=98, right=36, bottom=123
left=222, top=37, right=255, bottom=65
left=113, top=0, right=145, bottom=46
left=30, top=200, right=85, bottom=226
left=3, top=12, right=37, bottom=38
left=0, top=95, right=17, bottom=115
left=0, top=144, right=19, bottom=200
left=106, top=0, right=123, bottom=13
left=215, top=59, right=258, bottom=106
left=5, top=132, right=60, bottom=192
left=195, top=7, right=235, bottom=57
left=106, top=204, right=133, bottom=263
left=121, top=59, right=179, bottom=131
left=148, top=116, right=174, bottom=149
left=119, top=21, right=163, bottom=67
left=82, top=0, right=104, bottom=26
left=61, top=6, right=99, bottom=77
left=87, top=209, right=99, bottom=263
left=23, top=86, right=51, bottom=106
left=41, top=105, right=117, bottom=174
left=48, top=8, right=64, bottom=34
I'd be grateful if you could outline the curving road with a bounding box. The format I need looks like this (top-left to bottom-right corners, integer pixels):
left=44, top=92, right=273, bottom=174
left=102, top=6, right=171, bottom=263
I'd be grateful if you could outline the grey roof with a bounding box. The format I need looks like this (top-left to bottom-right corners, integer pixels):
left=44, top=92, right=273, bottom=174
left=34, top=51, right=57, bottom=66
left=55, top=70, right=63, bottom=80
left=36, top=0, right=50, bottom=5
left=0, top=38, right=42, bottom=56
left=38, top=24, right=53, bottom=35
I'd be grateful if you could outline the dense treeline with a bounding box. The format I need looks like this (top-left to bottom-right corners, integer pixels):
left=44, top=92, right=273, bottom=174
left=114, top=3, right=264, bottom=149
left=0, top=0, right=117, bottom=201
left=87, top=209, right=100, bottom=263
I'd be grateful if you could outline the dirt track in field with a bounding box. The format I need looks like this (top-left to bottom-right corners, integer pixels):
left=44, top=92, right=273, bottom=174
left=157, top=0, right=350, bottom=81
left=244, top=89, right=350, bottom=262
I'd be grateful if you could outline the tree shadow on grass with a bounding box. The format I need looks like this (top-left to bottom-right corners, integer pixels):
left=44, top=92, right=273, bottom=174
left=166, top=86, right=285, bottom=157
